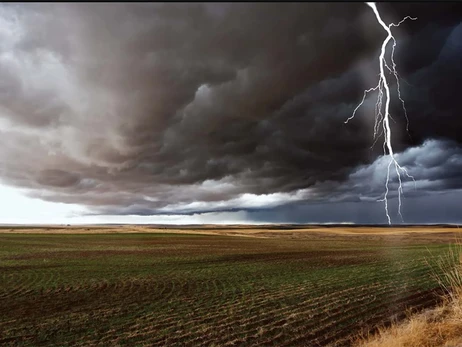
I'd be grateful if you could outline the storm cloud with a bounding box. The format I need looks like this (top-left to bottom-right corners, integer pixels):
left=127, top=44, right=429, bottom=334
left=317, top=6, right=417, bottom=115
left=0, top=3, right=460, bottom=223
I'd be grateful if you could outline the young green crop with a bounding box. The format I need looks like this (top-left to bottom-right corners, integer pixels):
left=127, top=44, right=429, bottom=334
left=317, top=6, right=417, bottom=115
left=0, top=232, right=449, bottom=346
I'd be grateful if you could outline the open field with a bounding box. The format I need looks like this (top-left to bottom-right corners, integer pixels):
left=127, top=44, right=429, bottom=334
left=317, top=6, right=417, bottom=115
left=0, top=224, right=461, bottom=241
left=0, top=227, right=459, bottom=346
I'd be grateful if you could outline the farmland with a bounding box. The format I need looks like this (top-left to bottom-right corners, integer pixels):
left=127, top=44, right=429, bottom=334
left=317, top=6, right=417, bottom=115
left=0, top=226, right=458, bottom=346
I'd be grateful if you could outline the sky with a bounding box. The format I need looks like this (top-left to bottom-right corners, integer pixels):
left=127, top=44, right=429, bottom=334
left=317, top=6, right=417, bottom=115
left=0, top=2, right=461, bottom=225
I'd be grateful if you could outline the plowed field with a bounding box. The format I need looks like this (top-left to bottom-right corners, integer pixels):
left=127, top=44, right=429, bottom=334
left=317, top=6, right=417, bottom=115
left=0, top=229, right=453, bottom=346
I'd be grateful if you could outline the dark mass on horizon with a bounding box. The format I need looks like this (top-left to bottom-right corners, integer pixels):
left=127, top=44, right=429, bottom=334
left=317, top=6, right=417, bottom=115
left=0, top=2, right=460, bottom=224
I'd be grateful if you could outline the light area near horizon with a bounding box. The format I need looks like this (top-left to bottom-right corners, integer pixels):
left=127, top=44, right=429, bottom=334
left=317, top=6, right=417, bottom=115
left=0, top=183, right=87, bottom=224
left=0, top=183, right=261, bottom=225
left=1, top=180, right=459, bottom=226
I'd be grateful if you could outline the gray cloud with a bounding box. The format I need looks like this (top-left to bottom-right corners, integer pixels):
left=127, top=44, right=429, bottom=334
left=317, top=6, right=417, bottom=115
left=0, top=3, right=460, bottom=223
left=246, top=189, right=462, bottom=225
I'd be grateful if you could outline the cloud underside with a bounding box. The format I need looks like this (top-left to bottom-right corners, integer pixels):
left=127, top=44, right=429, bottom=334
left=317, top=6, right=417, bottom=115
left=0, top=3, right=460, bottom=221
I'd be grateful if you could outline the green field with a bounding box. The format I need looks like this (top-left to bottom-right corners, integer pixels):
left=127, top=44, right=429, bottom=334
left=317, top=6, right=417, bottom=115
left=0, top=231, right=451, bottom=346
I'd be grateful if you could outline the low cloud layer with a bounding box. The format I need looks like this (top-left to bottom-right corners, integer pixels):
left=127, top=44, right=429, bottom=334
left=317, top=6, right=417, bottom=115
left=0, top=3, right=460, bottom=223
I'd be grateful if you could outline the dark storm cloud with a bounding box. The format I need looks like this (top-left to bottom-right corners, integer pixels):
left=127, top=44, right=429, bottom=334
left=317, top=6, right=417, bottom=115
left=36, top=169, right=81, bottom=188
left=322, top=139, right=462, bottom=202
left=0, top=2, right=460, bottom=221
left=246, top=189, right=462, bottom=225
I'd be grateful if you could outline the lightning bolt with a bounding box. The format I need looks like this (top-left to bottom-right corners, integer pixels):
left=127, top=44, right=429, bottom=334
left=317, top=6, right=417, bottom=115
left=345, top=2, right=417, bottom=225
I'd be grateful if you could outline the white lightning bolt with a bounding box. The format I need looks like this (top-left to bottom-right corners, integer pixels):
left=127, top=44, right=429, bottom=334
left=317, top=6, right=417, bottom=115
left=345, top=2, right=417, bottom=225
